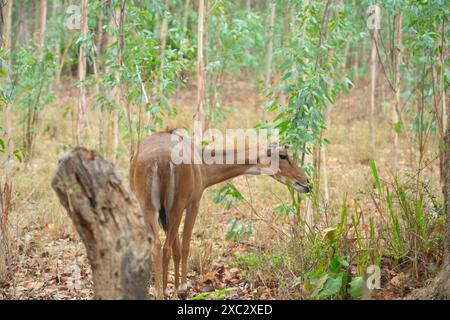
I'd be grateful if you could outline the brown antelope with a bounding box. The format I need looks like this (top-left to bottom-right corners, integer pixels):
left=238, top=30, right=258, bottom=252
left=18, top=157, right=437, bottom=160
left=129, top=129, right=310, bottom=298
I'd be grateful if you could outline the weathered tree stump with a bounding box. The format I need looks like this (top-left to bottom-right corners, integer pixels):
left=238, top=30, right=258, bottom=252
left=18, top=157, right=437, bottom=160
left=51, top=147, right=152, bottom=300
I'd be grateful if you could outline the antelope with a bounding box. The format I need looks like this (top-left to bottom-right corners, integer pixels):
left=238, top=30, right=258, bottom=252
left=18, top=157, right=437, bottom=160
left=129, top=129, right=310, bottom=298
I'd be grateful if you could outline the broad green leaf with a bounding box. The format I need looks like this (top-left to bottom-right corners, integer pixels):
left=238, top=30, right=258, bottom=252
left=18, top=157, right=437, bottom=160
left=318, top=275, right=343, bottom=298
left=349, top=277, right=365, bottom=299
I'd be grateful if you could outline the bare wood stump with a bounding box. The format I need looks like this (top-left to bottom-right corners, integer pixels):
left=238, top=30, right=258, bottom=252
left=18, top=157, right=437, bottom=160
left=51, top=147, right=152, bottom=300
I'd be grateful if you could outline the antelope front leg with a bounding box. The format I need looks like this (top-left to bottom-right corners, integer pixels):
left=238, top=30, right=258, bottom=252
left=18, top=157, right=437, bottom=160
left=178, top=201, right=200, bottom=298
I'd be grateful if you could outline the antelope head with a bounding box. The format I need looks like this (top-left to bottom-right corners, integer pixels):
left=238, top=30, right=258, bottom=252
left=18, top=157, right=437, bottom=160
left=261, top=143, right=310, bottom=193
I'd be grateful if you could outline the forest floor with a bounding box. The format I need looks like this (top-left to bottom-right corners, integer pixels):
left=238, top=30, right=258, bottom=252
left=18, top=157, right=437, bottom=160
left=0, top=77, right=441, bottom=300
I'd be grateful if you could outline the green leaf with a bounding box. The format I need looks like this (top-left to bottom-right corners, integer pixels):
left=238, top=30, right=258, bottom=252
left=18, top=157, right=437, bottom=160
left=329, top=256, right=348, bottom=274
left=311, top=274, right=328, bottom=297
left=369, top=159, right=382, bottom=195
left=322, top=227, right=338, bottom=242
left=14, top=148, right=25, bottom=162
left=318, top=275, right=343, bottom=298
left=394, top=121, right=403, bottom=133
left=0, top=66, right=7, bottom=78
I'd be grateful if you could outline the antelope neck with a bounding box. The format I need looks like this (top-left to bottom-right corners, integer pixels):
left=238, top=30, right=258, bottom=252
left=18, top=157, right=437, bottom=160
left=201, top=147, right=262, bottom=188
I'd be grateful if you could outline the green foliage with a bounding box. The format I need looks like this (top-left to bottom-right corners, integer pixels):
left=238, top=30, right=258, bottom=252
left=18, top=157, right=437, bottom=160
left=207, top=1, right=266, bottom=77
left=272, top=1, right=352, bottom=156
left=232, top=251, right=287, bottom=274
left=190, top=287, right=237, bottom=300
left=211, top=183, right=253, bottom=241
left=369, top=160, right=444, bottom=271
left=307, top=256, right=349, bottom=299
left=348, top=276, right=365, bottom=299
left=10, top=47, right=57, bottom=159
left=212, top=183, right=244, bottom=210
left=226, top=219, right=253, bottom=241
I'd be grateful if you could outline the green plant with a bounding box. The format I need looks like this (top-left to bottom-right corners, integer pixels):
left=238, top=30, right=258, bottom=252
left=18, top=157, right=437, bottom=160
left=190, top=287, right=237, bottom=300
left=307, top=256, right=349, bottom=299
left=9, top=47, right=57, bottom=162
left=211, top=183, right=254, bottom=241
left=369, top=160, right=444, bottom=277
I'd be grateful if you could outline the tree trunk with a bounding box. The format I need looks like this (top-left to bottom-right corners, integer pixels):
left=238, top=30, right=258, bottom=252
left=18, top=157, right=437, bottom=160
left=24, top=0, right=46, bottom=164
left=322, top=105, right=331, bottom=204
left=108, top=5, right=123, bottom=161
left=158, top=0, right=169, bottom=78
left=369, top=27, right=377, bottom=156
left=435, top=88, right=450, bottom=299
left=51, top=147, right=152, bottom=300
left=435, top=18, right=450, bottom=297
left=52, top=0, right=61, bottom=86
left=4, top=0, right=13, bottom=54
left=182, top=0, right=190, bottom=34
left=392, top=12, right=402, bottom=171
left=3, top=0, right=13, bottom=169
left=17, top=1, right=29, bottom=46
left=160, top=0, right=169, bottom=52
left=246, top=0, right=252, bottom=11
left=38, top=0, right=47, bottom=59
left=261, top=2, right=276, bottom=121
left=95, top=5, right=104, bottom=152
left=195, top=0, right=206, bottom=135
left=77, top=0, right=88, bottom=146
left=0, top=181, right=13, bottom=285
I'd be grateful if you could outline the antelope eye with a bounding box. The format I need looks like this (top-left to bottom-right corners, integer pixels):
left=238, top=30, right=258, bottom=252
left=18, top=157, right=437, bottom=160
left=280, top=154, right=288, bottom=160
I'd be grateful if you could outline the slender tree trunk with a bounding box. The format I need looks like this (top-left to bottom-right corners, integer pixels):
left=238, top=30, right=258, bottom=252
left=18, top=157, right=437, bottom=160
left=77, top=0, right=88, bottom=146
left=441, top=21, right=447, bottom=134
left=158, top=0, right=169, bottom=77
left=24, top=0, right=46, bottom=164
left=116, top=1, right=134, bottom=157
left=109, top=5, right=123, bottom=161
left=322, top=106, right=331, bottom=204
left=53, top=1, right=61, bottom=86
left=19, top=2, right=30, bottom=46
left=430, top=20, right=449, bottom=299
left=369, top=27, right=377, bottom=156
left=246, top=0, right=252, bottom=11
left=261, top=2, right=276, bottom=121
left=279, top=4, right=291, bottom=105
left=95, top=6, right=104, bottom=153
left=436, top=85, right=450, bottom=299
left=160, top=0, right=169, bottom=51
left=4, top=0, right=13, bottom=54
left=195, top=0, right=206, bottom=136
left=38, top=0, right=47, bottom=59
left=391, top=12, right=402, bottom=171
left=3, top=0, right=13, bottom=169
left=182, top=0, right=190, bottom=34
left=51, top=148, right=152, bottom=300
left=34, top=1, right=39, bottom=42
